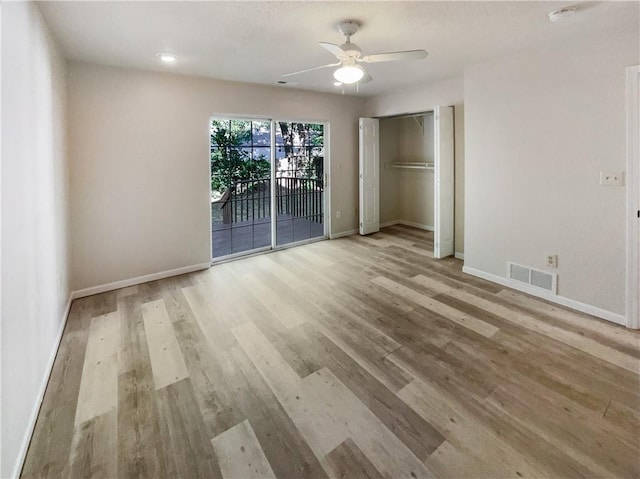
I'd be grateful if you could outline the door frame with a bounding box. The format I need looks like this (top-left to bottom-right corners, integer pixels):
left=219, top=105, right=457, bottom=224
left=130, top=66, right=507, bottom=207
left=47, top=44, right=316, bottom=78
left=626, top=65, right=640, bottom=329
left=208, top=114, right=330, bottom=263
left=361, top=109, right=456, bottom=258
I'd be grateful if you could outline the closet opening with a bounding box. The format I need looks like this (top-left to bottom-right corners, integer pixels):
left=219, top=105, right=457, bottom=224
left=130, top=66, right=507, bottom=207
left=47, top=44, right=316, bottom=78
left=359, top=106, right=455, bottom=258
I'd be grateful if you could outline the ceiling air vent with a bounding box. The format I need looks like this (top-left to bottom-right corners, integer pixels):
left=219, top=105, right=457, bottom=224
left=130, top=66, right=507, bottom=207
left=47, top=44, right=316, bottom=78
left=508, top=262, right=557, bottom=294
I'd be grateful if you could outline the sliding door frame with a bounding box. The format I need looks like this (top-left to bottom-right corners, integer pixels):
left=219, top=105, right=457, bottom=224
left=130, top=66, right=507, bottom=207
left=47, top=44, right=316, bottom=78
left=209, top=114, right=329, bottom=263
left=271, top=117, right=330, bottom=252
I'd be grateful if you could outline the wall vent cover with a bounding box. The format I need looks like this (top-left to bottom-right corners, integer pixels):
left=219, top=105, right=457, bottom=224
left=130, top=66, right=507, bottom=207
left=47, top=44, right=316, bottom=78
left=508, top=262, right=557, bottom=294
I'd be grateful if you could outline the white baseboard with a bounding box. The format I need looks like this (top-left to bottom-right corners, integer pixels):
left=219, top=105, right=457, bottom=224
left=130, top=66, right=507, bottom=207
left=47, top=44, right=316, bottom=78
left=462, top=266, right=626, bottom=326
left=330, top=229, right=358, bottom=239
left=380, top=219, right=434, bottom=232
left=398, top=220, right=434, bottom=231
left=380, top=220, right=399, bottom=229
left=455, top=252, right=465, bottom=260
left=71, top=262, right=211, bottom=300
left=11, top=294, right=73, bottom=479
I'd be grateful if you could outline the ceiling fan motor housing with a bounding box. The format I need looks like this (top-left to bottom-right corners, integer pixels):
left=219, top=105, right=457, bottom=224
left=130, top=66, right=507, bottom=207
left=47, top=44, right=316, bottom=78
left=341, top=42, right=362, bottom=58
left=338, top=20, right=360, bottom=38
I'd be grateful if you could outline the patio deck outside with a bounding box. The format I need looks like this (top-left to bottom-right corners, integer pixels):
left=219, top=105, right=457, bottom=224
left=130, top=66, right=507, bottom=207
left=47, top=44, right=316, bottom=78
left=211, top=176, right=324, bottom=257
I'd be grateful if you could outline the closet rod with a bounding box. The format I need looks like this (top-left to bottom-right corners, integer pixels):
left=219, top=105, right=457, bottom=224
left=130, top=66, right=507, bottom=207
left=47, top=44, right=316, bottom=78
left=384, top=111, right=434, bottom=120
left=388, top=162, right=434, bottom=170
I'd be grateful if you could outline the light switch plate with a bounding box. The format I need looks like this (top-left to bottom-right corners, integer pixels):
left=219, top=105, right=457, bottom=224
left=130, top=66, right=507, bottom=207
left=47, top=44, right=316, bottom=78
left=600, top=171, right=625, bottom=186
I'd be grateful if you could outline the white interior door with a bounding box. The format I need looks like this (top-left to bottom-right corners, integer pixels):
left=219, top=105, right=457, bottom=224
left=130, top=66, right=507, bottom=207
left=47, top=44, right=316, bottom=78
left=359, top=118, right=380, bottom=235
left=434, top=106, right=455, bottom=258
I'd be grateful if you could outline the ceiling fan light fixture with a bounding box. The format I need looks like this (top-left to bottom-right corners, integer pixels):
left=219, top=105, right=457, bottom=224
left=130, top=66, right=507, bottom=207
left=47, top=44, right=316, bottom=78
left=333, top=65, right=364, bottom=84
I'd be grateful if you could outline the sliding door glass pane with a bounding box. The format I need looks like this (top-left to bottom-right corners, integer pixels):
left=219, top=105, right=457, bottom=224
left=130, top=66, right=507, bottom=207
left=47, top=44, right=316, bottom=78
left=274, top=122, right=324, bottom=246
left=210, top=119, right=271, bottom=258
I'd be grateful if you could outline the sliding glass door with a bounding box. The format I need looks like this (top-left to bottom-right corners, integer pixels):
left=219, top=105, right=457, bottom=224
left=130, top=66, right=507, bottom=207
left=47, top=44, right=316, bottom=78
left=210, top=119, right=272, bottom=258
left=211, top=118, right=325, bottom=260
left=275, top=122, right=325, bottom=245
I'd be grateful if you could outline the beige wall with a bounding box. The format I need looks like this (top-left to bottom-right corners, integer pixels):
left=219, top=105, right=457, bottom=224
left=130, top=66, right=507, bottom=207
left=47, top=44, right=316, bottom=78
left=67, top=63, right=366, bottom=291
left=398, top=115, right=435, bottom=228
left=464, top=23, right=638, bottom=317
left=366, top=78, right=463, bottom=118
left=1, top=3, right=69, bottom=477
left=379, top=119, right=399, bottom=224
left=366, top=79, right=465, bottom=254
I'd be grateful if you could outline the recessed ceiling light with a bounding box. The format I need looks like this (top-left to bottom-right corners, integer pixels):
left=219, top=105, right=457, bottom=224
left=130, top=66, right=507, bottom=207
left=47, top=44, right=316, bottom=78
left=548, top=7, right=576, bottom=23
left=156, top=52, right=177, bottom=63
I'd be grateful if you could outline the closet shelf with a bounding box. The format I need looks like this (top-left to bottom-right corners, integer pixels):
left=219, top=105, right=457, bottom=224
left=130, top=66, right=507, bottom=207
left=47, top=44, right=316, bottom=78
left=388, top=162, right=434, bottom=170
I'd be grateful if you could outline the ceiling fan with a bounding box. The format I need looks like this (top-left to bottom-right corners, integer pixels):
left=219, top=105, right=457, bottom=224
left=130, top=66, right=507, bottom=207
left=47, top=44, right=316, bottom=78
left=282, top=20, right=428, bottom=86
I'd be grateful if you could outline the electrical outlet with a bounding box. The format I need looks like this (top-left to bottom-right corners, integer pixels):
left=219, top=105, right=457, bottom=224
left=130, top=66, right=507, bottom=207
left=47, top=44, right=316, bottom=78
left=546, top=254, right=558, bottom=268
left=600, top=171, right=624, bottom=186
left=336, top=210, right=341, bottom=218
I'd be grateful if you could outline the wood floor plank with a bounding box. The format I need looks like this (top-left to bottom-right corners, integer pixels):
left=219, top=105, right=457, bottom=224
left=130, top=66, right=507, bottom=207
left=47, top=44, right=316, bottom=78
left=446, top=308, right=640, bottom=412
left=304, top=368, right=434, bottom=479
left=141, top=299, right=189, bottom=390
left=603, top=399, right=640, bottom=447
left=372, top=275, right=499, bottom=338
left=412, top=274, right=640, bottom=373
left=68, top=410, right=117, bottom=479
left=487, top=385, right=640, bottom=478
left=324, top=438, right=385, bottom=479
left=425, top=441, right=508, bottom=479
left=387, top=342, right=498, bottom=401
left=233, top=321, right=350, bottom=457
left=257, top=253, right=303, bottom=290
left=162, top=287, right=244, bottom=438
left=253, top=319, right=325, bottom=379
left=117, top=368, right=167, bottom=478
left=497, top=289, right=640, bottom=349
left=398, top=379, right=551, bottom=478
left=242, top=271, right=307, bottom=329
left=75, top=311, right=120, bottom=426
left=155, top=378, right=222, bottom=479
left=295, top=285, right=411, bottom=393
left=211, top=419, right=276, bottom=479
left=117, top=288, right=167, bottom=479
left=255, top=317, right=444, bottom=462
left=228, top=345, right=330, bottom=479
left=181, top=284, right=238, bottom=350
left=400, top=376, right=606, bottom=478
left=443, top=330, right=631, bottom=426
left=233, top=321, right=432, bottom=478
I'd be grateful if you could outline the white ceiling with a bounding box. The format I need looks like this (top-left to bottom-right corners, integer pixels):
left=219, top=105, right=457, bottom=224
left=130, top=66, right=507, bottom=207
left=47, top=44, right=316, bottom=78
left=37, top=1, right=638, bottom=97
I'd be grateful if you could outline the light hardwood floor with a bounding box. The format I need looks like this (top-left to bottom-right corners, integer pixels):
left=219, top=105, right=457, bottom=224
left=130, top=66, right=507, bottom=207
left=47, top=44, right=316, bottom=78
left=22, top=226, right=640, bottom=478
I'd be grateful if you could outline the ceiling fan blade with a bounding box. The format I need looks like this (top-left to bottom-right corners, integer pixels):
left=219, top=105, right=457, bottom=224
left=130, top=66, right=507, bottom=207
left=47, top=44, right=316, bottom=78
left=360, top=49, right=428, bottom=63
left=282, top=61, right=341, bottom=77
left=318, top=42, right=348, bottom=59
